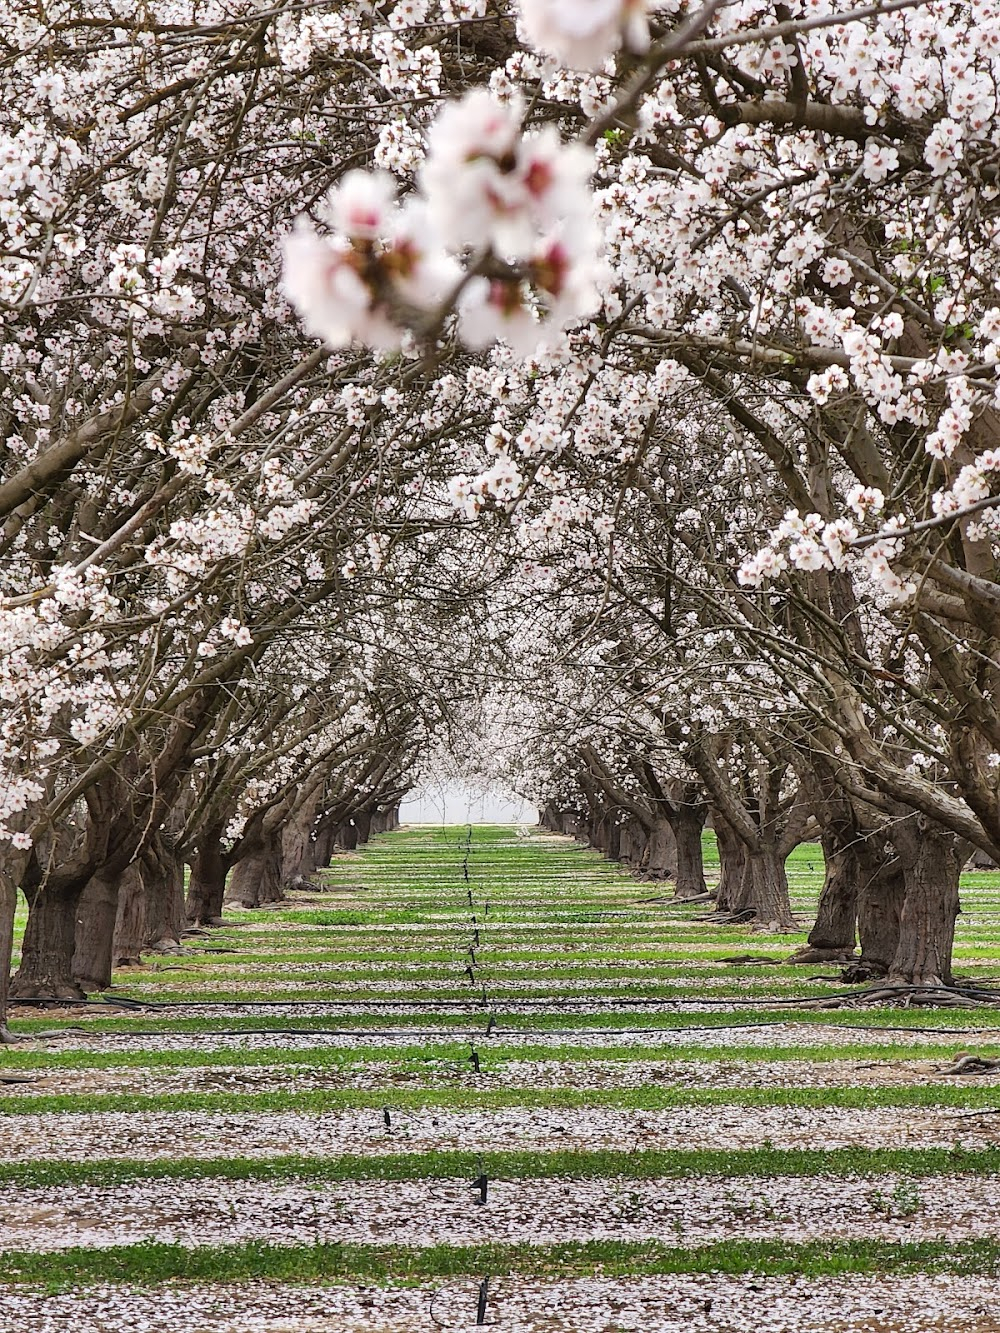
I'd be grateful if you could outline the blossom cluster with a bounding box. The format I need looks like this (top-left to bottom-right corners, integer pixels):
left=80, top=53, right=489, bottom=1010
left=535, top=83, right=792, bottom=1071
left=283, top=90, right=604, bottom=357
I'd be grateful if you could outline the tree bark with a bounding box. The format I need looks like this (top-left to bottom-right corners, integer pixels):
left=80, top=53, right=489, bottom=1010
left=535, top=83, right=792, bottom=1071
left=12, top=881, right=87, bottom=999
left=228, top=838, right=283, bottom=908
left=313, top=817, right=336, bottom=868
left=110, top=862, right=147, bottom=970
left=856, top=844, right=906, bottom=977
left=644, top=817, right=676, bottom=880
left=619, top=817, right=645, bottom=866
left=670, top=805, right=707, bottom=899
left=744, top=844, right=795, bottom=929
left=281, top=794, right=322, bottom=887
left=72, top=866, right=126, bottom=993
left=888, top=817, right=962, bottom=986
left=713, top=816, right=748, bottom=911
left=140, top=834, right=187, bottom=949
left=0, top=870, right=16, bottom=1033
left=354, top=808, right=373, bottom=845
left=605, top=814, right=623, bottom=862
left=792, top=831, right=860, bottom=961
left=186, top=824, right=228, bottom=925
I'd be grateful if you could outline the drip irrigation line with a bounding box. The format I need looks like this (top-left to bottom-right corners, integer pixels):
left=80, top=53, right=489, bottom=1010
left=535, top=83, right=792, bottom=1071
left=15, top=1019, right=993, bottom=1042
left=87, top=984, right=1000, bottom=1011
left=10, top=997, right=153, bottom=1011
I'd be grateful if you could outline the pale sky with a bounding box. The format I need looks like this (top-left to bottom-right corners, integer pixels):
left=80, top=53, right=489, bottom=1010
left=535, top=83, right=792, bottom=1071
left=399, top=780, right=535, bottom=825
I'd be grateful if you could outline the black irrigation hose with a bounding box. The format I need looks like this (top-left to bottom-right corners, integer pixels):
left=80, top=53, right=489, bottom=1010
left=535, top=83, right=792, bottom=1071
left=20, top=1019, right=994, bottom=1042
left=88, top=984, right=1000, bottom=1011
left=10, top=997, right=153, bottom=1011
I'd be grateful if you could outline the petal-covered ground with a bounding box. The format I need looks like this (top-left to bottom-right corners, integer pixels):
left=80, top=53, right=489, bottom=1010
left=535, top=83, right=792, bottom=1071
left=3, top=825, right=1000, bottom=1330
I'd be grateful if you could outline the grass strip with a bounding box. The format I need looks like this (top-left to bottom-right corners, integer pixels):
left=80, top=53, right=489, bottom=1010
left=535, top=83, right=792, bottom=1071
left=13, top=1008, right=1000, bottom=1037
left=1, top=1084, right=999, bottom=1115
left=4, top=1238, right=1000, bottom=1291
left=1, top=1146, right=999, bottom=1190
left=5, top=1040, right=997, bottom=1072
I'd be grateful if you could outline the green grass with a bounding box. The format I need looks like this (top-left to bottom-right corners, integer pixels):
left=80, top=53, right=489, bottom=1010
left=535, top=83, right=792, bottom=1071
left=2, top=1082, right=999, bottom=1115
left=3, top=1037, right=1000, bottom=1073
left=6, top=1237, right=1000, bottom=1292
left=1, top=1145, right=998, bottom=1190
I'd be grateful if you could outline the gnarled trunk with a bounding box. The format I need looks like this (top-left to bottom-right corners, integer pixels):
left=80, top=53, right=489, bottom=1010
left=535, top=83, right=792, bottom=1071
left=186, top=825, right=228, bottom=925
left=888, top=818, right=961, bottom=987
left=619, top=817, right=645, bottom=867
left=140, top=834, right=187, bottom=949
left=670, top=805, right=707, bottom=900
left=281, top=793, right=322, bottom=888
left=13, top=880, right=87, bottom=1000
left=856, top=842, right=906, bottom=977
left=713, top=817, right=747, bottom=911
left=109, top=862, right=148, bottom=970
left=644, top=817, right=676, bottom=880
left=605, top=815, right=623, bottom=862
left=792, top=830, right=860, bottom=962
left=354, top=808, right=373, bottom=846
left=0, top=868, right=17, bottom=1033
left=313, top=817, right=336, bottom=869
left=72, top=866, right=127, bottom=993
left=737, top=844, right=794, bottom=929
left=228, top=838, right=283, bottom=908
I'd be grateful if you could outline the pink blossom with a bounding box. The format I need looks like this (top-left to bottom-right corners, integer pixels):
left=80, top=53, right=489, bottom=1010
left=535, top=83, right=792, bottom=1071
left=519, top=0, right=653, bottom=70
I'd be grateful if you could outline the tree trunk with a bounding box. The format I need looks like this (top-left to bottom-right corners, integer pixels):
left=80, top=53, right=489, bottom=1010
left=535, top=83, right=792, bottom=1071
left=186, top=825, right=228, bottom=925
left=228, top=839, right=283, bottom=908
left=744, top=844, right=795, bottom=930
left=619, top=818, right=644, bottom=866
left=110, top=862, right=147, bottom=970
left=605, top=816, right=623, bottom=862
left=141, top=835, right=187, bottom=949
left=561, top=811, right=582, bottom=838
left=0, top=870, right=16, bottom=1033
left=72, top=867, right=125, bottom=993
left=281, top=796, right=321, bottom=888
left=791, top=831, right=859, bottom=962
left=713, top=816, right=747, bottom=911
left=314, top=818, right=336, bottom=868
left=644, top=817, right=676, bottom=880
left=354, top=809, right=373, bottom=845
left=670, top=805, right=707, bottom=899
left=856, top=844, right=906, bottom=977
left=888, top=818, right=962, bottom=987
left=12, top=882, right=87, bottom=999
left=338, top=821, right=358, bottom=851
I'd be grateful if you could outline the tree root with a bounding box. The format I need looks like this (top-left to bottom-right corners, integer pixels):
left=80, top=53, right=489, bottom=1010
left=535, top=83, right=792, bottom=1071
left=812, top=983, right=1000, bottom=1010
left=9, top=980, right=86, bottom=1002
left=787, top=946, right=858, bottom=965
left=937, top=1052, right=1000, bottom=1076
left=841, top=962, right=888, bottom=985
left=721, top=955, right=786, bottom=965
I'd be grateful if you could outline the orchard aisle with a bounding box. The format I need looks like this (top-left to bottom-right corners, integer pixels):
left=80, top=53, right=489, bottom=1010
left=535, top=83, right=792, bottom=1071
left=2, top=826, right=1000, bottom=1331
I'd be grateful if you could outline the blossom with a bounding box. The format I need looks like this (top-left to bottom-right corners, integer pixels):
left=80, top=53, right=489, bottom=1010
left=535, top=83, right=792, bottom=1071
left=281, top=194, right=456, bottom=350
left=862, top=139, right=900, bottom=183
left=519, top=0, right=653, bottom=70
left=420, top=91, right=593, bottom=258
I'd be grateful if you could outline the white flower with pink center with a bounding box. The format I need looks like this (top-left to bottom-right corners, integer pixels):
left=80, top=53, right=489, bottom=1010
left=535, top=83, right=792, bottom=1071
left=519, top=0, right=654, bottom=70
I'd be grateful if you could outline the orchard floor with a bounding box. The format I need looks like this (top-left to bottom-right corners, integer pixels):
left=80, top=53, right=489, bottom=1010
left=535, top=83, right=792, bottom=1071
left=4, top=828, right=1000, bottom=1331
